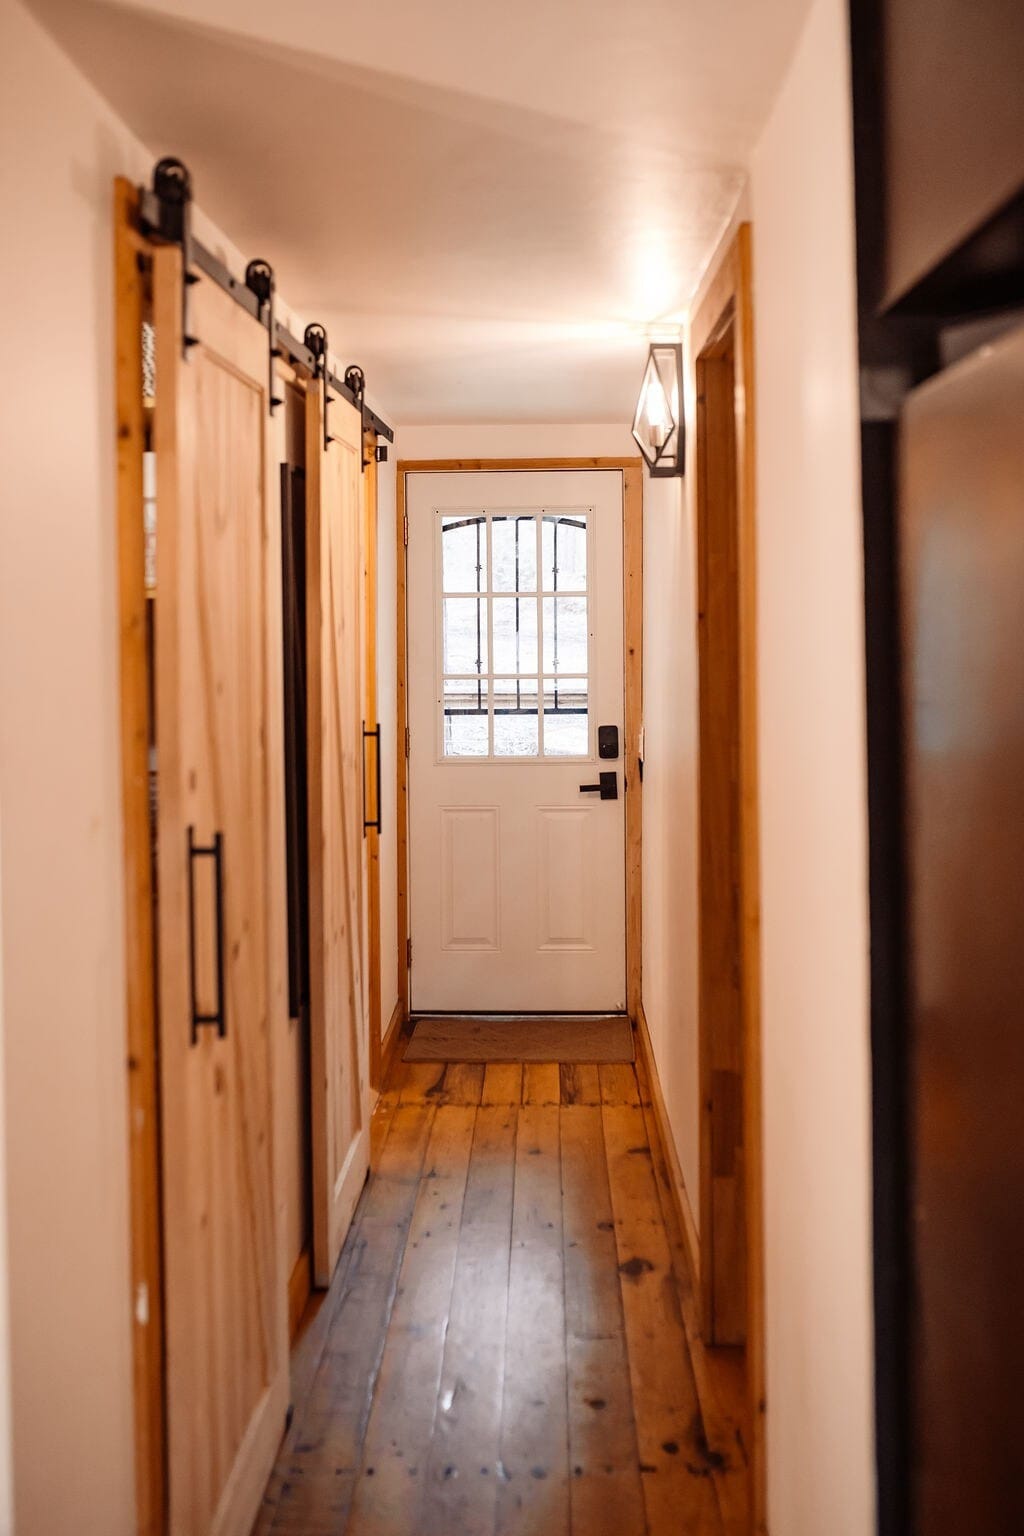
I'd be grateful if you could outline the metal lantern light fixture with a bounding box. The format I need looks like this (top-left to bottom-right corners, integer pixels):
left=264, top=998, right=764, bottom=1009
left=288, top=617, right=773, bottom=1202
left=631, top=341, right=684, bottom=477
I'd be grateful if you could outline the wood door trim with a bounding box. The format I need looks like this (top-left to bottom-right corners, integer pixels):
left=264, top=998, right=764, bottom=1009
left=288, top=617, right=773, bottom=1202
left=635, top=1005, right=701, bottom=1280
left=690, top=222, right=766, bottom=1535
left=306, top=388, right=372, bottom=1286
left=394, top=457, right=643, bottom=1021
left=379, top=998, right=406, bottom=1088
left=622, top=462, right=644, bottom=1021
left=288, top=1249, right=313, bottom=1344
left=363, top=433, right=385, bottom=1089
left=396, top=468, right=410, bottom=1019
left=114, top=177, right=165, bottom=1536
left=398, top=456, right=639, bottom=472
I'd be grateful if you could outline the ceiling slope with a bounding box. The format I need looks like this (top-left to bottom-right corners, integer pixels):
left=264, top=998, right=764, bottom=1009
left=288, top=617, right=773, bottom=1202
left=29, top=0, right=809, bottom=421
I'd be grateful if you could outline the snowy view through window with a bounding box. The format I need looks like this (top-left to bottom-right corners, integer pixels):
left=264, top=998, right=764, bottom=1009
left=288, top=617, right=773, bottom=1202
left=439, top=510, right=591, bottom=759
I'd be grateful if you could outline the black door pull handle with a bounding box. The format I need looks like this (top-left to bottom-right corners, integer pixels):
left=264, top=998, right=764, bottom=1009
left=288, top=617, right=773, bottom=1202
left=363, top=723, right=382, bottom=836
left=578, top=771, right=618, bottom=801
left=187, top=825, right=226, bottom=1044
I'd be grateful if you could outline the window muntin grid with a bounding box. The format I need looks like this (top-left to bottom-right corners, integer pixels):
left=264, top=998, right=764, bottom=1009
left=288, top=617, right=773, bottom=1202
left=437, top=509, right=592, bottom=760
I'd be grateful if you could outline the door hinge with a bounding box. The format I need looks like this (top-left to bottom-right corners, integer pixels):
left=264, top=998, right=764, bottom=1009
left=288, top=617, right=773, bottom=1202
left=403, top=513, right=409, bottom=547
left=406, top=937, right=413, bottom=968
left=405, top=726, right=411, bottom=758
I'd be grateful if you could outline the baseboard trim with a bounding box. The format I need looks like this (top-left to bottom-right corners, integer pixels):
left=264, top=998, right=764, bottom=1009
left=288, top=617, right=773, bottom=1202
left=287, top=1247, right=312, bottom=1345
left=377, top=998, right=406, bottom=1090
left=634, top=1003, right=701, bottom=1291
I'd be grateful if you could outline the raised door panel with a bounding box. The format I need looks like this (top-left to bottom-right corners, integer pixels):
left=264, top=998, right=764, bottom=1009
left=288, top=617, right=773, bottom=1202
left=440, top=806, right=500, bottom=950
left=153, top=248, right=287, bottom=1536
left=536, top=807, right=592, bottom=950
left=306, top=385, right=370, bottom=1286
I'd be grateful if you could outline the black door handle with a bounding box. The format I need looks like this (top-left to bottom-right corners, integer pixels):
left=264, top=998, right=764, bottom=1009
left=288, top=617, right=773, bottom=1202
left=187, top=825, right=226, bottom=1044
left=363, top=723, right=382, bottom=836
left=579, top=771, right=618, bottom=801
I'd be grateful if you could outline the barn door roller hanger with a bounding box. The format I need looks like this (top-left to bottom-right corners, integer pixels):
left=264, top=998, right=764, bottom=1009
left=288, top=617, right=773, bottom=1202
left=138, top=156, right=394, bottom=448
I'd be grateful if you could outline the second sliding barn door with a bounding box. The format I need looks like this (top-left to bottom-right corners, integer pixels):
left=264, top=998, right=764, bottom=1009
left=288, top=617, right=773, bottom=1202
left=305, top=384, right=371, bottom=1285
left=152, top=248, right=288, bottom=1536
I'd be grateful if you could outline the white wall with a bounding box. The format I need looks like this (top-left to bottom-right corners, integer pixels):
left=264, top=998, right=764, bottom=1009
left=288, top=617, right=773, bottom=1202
left=395, top=424, right=636, bottom=461
left=750, top=0, right=875, bottom=1530
left=640, top=3, right=876, bottom=1528
left=640, top=195, right=751, bottom=1241
left=640, top=470, right=700, bottom=1212
left=0, top=5, right=148, bottom=1528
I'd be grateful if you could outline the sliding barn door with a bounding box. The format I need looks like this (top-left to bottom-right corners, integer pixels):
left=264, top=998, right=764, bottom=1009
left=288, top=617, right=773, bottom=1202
left=305, top=386, right=371, bottom=1285
left=153, top=247, right=288, bottom=1536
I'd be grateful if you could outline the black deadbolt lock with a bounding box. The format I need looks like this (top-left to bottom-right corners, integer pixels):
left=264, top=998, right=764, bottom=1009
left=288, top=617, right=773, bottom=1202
left=598, top=724, right=619, bottom=760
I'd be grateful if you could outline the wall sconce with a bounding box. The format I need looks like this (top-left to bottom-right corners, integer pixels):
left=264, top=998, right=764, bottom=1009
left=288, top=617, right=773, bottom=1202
left=631, top=341, right=684, bottom=477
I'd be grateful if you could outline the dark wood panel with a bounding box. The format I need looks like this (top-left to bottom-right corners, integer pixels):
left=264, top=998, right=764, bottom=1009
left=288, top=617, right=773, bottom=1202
left=901, top=324, right=1024, bottom=1535
left=696, top=322, right=747, bottom=1349
left=884, top=0, right=1024, bottom=305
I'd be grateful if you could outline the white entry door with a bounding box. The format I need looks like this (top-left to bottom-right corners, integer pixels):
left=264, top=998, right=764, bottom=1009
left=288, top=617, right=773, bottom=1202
left=408, top=470, right=627, bottom=1012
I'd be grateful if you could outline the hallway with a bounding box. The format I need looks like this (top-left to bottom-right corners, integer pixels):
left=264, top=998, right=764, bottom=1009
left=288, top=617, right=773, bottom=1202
left=254, top=1048, right=747, bottom=1536
left=9, top=0, right=1020, bottom=1529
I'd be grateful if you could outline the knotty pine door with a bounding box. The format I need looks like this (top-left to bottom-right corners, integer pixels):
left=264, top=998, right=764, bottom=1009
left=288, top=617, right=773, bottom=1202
left=153, top=248, right=289, bottom=1536
left=304, top=384, right=372, bottom=1286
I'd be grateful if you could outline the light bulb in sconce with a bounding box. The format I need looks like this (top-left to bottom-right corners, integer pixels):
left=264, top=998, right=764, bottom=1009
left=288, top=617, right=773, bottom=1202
left=642, top=372, right=672, bottom=450
left=631, top=341, right=684, bottom=477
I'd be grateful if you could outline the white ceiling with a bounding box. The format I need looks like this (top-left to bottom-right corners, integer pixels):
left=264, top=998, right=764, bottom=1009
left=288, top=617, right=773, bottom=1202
left=31, top=0, right=809, bottom=423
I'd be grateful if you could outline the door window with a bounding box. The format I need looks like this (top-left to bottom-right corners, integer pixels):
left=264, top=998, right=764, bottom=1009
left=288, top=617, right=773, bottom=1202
left=437, top=509, right=591, bottom=760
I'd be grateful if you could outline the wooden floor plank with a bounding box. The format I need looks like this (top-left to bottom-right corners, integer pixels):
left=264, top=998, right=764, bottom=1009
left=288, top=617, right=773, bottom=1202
left=394, top=1059, right=448, bottom=1105
left=418, top=1103, right=518, bottom=1534
left=561, top=1105, right=646, bottom=1536
left=253, top=1103, right=437, bottom=1535
left=439, top=1061, right=486, bottom=1105
left=559, top=1062, right=602, bottom=1105
left=599, top=1062, right=642, bottom=1107
left=481, top=1062, right=524, bottom=1106
left=343, top=1104, right=476, bottom=1535
left=603, top=1104, right=723, bottom=1536
left=639, top=1095, right=749, bottom=1535
left=521, top=1062, right=560, bottom=1106
left=496, top=1104, right=569, bottom=1536
left=257, top=1048, right=739, bottom=1536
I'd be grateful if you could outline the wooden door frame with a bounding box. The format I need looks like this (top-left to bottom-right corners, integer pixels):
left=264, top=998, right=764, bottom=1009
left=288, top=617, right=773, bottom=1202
left=690, top=223, right=766, bottom=1534
left=362, top=435, right=386, bottom=1089
left=304, top=386, right=374, bottom=1286
left=395, top=457, right=643, bottom=1024
left=114, top=176, right=165, bottom=1536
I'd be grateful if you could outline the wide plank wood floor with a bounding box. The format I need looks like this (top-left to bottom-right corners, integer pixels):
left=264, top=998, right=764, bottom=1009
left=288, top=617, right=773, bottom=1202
left=253, top=1050, right=747, bottom=1536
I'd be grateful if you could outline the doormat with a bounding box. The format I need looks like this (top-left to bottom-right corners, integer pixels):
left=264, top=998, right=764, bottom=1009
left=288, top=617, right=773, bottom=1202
left=404, top=1014, right=634, bottom=1064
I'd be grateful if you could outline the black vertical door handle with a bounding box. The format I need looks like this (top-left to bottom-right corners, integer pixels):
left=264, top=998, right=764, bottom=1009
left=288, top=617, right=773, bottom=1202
left=363, top=723, right=382, bottom=835
left=187, top=825, right=227, bottom=1044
